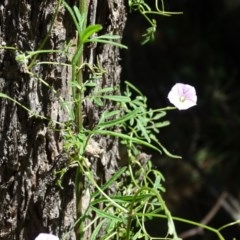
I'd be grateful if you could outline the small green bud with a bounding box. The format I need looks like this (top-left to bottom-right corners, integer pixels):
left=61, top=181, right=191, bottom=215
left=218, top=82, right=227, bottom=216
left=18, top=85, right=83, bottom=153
left=15, top=53, right=28, bottom=64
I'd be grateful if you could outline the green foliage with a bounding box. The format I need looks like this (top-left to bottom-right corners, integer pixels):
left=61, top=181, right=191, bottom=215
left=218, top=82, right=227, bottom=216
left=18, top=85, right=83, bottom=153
left=128, top=0, right=182, bottom=44
left=0, top=0, right=235, bottom=240
left=61, top=1, right=181, bottom=238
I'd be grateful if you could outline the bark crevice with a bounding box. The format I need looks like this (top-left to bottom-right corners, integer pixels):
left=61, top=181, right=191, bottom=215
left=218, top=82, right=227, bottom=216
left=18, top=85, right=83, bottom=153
left=0, top=0, right=126, bottom=239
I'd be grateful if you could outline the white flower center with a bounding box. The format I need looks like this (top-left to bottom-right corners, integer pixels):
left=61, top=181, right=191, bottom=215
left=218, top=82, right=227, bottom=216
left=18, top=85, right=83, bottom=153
left=179, top=95, right=186, bottom=102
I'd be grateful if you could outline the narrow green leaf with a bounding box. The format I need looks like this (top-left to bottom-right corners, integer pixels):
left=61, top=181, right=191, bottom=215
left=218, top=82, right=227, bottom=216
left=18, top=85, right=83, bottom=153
left=93, top=97, right=103, bottom=106
left=100, top=110, right=121, bottom=120
left=153, top=121, right=170, bottom=128
left=132, top=229, right=144, bottom=240
left=71, top=81, right=82, bottom=90
left=136, top=119, right=151, bottom=143
left=83, top=81, right=97, bottom=88
left=112, top=194, right=152, bottom=203
left=87, top=37, right=128, bottom=49
left=81, top=24, right=103, bottom=43
left=91, top=206, right=123, bottom=222
left=90, top=220, right=106, bottom=240
left=91, top=194, right=151, bottom=205
left=101, top=95, right=131, bottom=102
left=93, top=34, right=122, bottom=39
left=96, top=87, right=114, bottom=93
left=73, top=6, right=85, bottom=28
left=63, top=1, right=81, bottom=33
left=152, top=111, right=166, bottom=120
left=153, top=175, right=161, bottom=190
left=125, top=81, right=144, bottom=96
left=92, top=166, right=127, bottom=199
left=152, top=137, right=181, bottom=159
left=94, top=129, right=161, bottom=153
left=97, top=109, right=139, bottom=129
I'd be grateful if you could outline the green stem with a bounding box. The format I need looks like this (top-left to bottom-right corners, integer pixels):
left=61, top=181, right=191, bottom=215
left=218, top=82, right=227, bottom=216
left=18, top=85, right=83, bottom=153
left=142, top=10, right=183, bottom=16
left=126, top=187, right=179, bottom=240
left=28, top=0, right=62, bottom=69
left=134, top=211, right=225, bottom=240
left=74, top=1, right=88, bottom=239
left=83, top=167, right=128, bottom=214
left=72, top=0, right=88, bottom=132
left=168, top=215, right=225, bottom=240
left=72, top=44, right=84, bottom=131
left=75, top=163, right=85, bottom=239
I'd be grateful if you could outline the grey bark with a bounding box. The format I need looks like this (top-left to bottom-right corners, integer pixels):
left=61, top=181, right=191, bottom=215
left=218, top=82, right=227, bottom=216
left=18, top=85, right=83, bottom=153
left=0, top=0, right=126, bottom=239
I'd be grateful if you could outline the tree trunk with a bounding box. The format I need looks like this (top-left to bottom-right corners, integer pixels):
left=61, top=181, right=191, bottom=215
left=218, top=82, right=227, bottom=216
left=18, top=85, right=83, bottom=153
left=0, top=0, right=126, bottom=239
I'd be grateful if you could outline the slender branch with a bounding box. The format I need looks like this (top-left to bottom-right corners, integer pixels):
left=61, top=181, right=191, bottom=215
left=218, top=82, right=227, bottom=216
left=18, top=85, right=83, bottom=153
left=74, top=1, right=89, bottom=239
left=179, top=192, right=228, bottom=239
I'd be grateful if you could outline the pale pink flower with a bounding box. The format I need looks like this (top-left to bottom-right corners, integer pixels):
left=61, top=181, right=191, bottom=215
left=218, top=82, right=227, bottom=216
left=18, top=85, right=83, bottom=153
left=35, top=233, right=59, bottom=240
left=167, top=83, right=197, bottom=110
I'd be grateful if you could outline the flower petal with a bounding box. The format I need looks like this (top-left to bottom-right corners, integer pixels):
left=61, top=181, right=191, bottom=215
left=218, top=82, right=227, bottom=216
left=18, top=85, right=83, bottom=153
left=168, top=83, right=197, bottom=110
left=35, top=233, right=59, bottom=240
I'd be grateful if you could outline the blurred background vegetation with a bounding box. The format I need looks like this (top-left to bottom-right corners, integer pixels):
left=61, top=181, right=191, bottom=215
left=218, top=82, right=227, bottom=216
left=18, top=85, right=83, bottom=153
left=121, top=0, right=240, bottom=239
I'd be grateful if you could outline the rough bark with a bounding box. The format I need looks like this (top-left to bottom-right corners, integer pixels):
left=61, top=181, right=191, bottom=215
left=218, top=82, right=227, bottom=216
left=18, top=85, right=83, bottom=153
left=0, top=0, right=126, bottom=239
